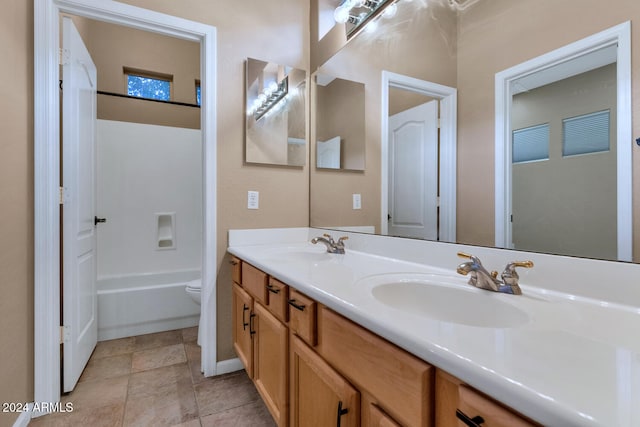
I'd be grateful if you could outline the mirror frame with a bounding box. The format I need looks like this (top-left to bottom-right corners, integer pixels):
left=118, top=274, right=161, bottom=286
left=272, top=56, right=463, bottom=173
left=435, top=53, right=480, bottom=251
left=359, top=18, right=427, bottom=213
left=381, top=71, right=458, bottom=242
left=494, top=21, right=633, bottom=261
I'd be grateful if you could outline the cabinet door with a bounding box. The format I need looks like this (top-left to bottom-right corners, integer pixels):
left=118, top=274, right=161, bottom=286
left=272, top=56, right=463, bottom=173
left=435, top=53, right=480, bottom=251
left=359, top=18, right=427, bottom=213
left=368, top=403, right=401, bottom=427
left=290, top=335, right=359, bottom=427
left=254, top=303, right=288, bottom=426
left=232, top=283, right=254, bottom=377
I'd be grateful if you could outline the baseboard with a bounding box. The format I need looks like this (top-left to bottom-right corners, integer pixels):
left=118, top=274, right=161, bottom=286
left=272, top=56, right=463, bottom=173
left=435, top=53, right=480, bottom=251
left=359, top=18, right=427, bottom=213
left=216, top=357, right=244, bottom=375
left=12, top=403, right=33, bottom=427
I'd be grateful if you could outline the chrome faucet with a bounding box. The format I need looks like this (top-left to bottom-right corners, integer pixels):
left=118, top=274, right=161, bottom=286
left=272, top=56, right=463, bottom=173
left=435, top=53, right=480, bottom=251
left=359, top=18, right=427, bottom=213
left=456, top=252, right=533, bottom=295
left=311, top=234, right=348, bottom=254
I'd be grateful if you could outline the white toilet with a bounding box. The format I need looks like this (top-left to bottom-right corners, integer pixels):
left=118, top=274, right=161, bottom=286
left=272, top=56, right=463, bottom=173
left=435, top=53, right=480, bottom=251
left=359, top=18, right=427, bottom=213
left=185, top=279, right=202, bottom=305
left=185, top=279, right=202, bottom=345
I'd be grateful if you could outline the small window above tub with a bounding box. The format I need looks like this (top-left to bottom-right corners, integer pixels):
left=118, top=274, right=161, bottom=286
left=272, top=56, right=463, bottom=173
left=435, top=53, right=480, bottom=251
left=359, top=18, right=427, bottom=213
left=124, top=67, right=172, bottom=101
left=563, top=110, right=610, bottom=157
left=512, top=123, right=549, bottom=163
left=195, top=79, right=201, bottom=106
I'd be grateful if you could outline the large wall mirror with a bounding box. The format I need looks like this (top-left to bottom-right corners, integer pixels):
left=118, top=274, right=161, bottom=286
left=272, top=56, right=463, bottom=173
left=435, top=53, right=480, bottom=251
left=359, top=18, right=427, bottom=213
left=314, top=73, right=366, bottom=170
left=245, top=58, right=307, bottom=166
left=309, top=0, right=639, bottom=263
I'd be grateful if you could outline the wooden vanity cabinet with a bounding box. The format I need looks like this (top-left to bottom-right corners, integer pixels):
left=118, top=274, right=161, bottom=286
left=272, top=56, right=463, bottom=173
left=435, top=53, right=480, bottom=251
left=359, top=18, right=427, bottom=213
left=231, top=257, right=542, bottom=427
left=232, top=262, right=289, bottom=426
left=290, top=335, right=360, bottom=427
left=435, top=370, right=540, bottom=427
left=318, top=306, right=434, bottom=427
left=253, top=302, right=288, bottom=426
left=232, top=283, right=253, bottom=377
left=366, top=402, right=401, bottom=427
left=288, top=289, right=317, bottom=346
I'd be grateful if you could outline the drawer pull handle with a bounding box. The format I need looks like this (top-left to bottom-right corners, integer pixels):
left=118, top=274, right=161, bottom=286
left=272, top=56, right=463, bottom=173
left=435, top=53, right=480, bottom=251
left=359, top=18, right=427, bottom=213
left=288, top=299, right=306, bottom=311
left=242, top=304, right=249, bottom=331
left=249, top=312, right=256, bottom=336
left=336, top=401, right=349, bottom=427
left=229, top=260, right=239, bottom=266
left=456, top=409, right=485, bottom=427
left=267, top=284, right=281, bottom=294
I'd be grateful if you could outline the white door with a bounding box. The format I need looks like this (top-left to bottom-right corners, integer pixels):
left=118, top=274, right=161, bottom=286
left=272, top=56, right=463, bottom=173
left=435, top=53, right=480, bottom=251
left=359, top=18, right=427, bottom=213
left=317, top=136, right=341, bottom=169
left=62, top=16, right=98, bottom=392
left=388, top=100, right=439, bottom=239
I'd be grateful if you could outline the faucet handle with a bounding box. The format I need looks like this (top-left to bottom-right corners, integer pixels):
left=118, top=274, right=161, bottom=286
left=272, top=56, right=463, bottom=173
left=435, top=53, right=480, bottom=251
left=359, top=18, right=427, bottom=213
left=505, top=260, right=534, bottom=271
left=322, top=233, right=335, bottom=244
left=337, top=236, right=348, bottom=243
left=457, top=251, right=473, bottom=259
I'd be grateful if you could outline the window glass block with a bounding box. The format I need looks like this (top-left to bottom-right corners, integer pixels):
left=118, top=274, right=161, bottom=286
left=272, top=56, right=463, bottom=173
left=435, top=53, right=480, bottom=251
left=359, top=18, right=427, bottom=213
left=127, top=75, right=170, bottom=101
left=512, top=124, right=549, bottom=163
left=563, top=110, right=610, bottom=157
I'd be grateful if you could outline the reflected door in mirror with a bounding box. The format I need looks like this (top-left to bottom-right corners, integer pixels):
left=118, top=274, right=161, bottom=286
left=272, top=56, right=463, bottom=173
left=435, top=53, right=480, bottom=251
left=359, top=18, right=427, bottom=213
left=388, top=100, right=438, bottom=240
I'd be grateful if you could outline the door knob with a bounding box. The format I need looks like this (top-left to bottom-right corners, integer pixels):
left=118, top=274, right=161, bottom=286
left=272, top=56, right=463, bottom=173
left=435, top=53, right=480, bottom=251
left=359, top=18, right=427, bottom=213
left=94, top=216, right=106, bottom=226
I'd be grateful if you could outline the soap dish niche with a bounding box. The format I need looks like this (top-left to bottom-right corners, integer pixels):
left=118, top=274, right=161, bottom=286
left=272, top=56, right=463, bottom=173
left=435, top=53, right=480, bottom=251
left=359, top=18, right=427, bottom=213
left=156, top=212, right=176, bottom=250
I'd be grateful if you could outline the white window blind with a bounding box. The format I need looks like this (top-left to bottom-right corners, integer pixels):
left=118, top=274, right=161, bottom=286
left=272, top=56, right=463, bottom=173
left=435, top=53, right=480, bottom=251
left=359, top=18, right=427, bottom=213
left=512, top=123, right=549, bottom=163
left=563, top=110, right=610, bottom=157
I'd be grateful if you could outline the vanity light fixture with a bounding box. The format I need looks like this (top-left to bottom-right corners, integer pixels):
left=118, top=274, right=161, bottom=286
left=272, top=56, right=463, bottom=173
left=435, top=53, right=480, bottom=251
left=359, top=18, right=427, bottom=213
left=334, top=0, right=401, bottom=36
left=248, top=77, right=289, bottom=121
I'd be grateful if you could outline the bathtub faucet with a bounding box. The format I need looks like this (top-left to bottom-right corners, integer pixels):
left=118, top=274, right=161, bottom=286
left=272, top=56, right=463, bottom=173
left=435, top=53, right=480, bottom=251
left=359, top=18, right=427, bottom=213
left=311, top=234, right=348, bottom=254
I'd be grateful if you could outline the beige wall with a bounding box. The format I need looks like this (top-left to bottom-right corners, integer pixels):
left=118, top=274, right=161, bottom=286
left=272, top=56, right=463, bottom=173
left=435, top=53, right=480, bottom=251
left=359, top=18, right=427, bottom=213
left=511, top=64, right=617, bottom=259
left=456, top=0, right=640, bottom=261
left=316, top=78, right=366, bottom=170
left=1, top=2, right=33, bottom=426
left=73, top=17, right=201, bottom=129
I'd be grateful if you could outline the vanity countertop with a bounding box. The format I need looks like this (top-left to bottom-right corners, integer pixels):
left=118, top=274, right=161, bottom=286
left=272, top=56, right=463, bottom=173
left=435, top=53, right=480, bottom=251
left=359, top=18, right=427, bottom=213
left=227, top=227, right=640, bottom=427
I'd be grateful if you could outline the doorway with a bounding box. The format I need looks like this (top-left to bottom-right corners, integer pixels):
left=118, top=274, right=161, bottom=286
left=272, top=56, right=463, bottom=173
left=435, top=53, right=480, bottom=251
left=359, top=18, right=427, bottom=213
left=34, top=0, right=217, bottom=414
left=494, top=21, right=632, bottom=261
left=381, top=71, right=457, bottom=243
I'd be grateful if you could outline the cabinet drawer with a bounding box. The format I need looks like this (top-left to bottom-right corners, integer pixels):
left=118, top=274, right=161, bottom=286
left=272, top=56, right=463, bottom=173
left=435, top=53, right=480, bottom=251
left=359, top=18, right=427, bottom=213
left=318, top=307, right=433, bottom=427
left=230, top=256, right=241, bottom=284
left=241, top=262, right=267, bottom=304
left=266, top=277, right=289, bottom=323
left=288, top=289, right=316, bottom=346
left=458, top=386, right=538, bottom=427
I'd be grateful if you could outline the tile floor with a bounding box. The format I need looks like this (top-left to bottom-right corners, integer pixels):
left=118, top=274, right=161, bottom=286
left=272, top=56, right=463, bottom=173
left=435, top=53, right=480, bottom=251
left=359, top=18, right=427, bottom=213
left=30, top=327, right=276, bottom=427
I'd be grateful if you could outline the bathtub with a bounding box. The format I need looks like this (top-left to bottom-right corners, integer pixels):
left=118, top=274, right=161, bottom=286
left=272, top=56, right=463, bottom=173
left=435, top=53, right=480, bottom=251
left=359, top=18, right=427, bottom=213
left=97, top=270, right=200, bottom=341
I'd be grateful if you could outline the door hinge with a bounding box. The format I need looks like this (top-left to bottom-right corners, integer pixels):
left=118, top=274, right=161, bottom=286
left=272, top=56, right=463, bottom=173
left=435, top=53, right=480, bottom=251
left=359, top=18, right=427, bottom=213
left=60, top=326, right=70, bottom=344
left=59, top=186, right=70, bottom=205
left=59, top=48, right=70, bottom=66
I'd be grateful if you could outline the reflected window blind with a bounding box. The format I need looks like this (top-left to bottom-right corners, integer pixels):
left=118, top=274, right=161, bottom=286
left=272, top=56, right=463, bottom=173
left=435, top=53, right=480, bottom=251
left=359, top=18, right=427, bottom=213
left=512, top=123, right=549, bottom=163
left=563, top=110, right=610, bottom=157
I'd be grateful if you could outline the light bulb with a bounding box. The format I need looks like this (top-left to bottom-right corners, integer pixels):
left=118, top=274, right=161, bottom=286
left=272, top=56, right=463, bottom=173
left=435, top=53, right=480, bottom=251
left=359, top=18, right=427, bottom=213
left=365, top=19, right=379, bottom=32
left=258, top=93, right=267, bottom=103
left=382, top=2, right=397, bottom=18
left=334, top=6, right=350, bottom=23
left=268, top=81, right=278, bottom=94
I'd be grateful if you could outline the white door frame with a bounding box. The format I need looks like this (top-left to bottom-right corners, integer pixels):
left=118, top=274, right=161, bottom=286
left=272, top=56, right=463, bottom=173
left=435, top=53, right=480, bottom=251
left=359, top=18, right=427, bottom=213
left=381, top=71, right=457, bottom=242
left=34, top=0, right=218, bottom=414
left=494, top=21, right=632, bottom=261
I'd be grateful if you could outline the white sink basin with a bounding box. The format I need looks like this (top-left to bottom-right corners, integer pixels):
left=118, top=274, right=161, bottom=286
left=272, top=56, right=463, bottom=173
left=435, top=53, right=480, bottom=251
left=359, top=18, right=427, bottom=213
left=363, top=273, right=530, bottom=328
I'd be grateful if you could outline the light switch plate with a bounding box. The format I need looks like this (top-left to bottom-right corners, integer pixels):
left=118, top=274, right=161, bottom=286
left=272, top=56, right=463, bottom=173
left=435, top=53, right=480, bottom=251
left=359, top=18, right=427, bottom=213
left=353, top=193, right=362, bottom=210
left=248, top=191, right=259, bottom=209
